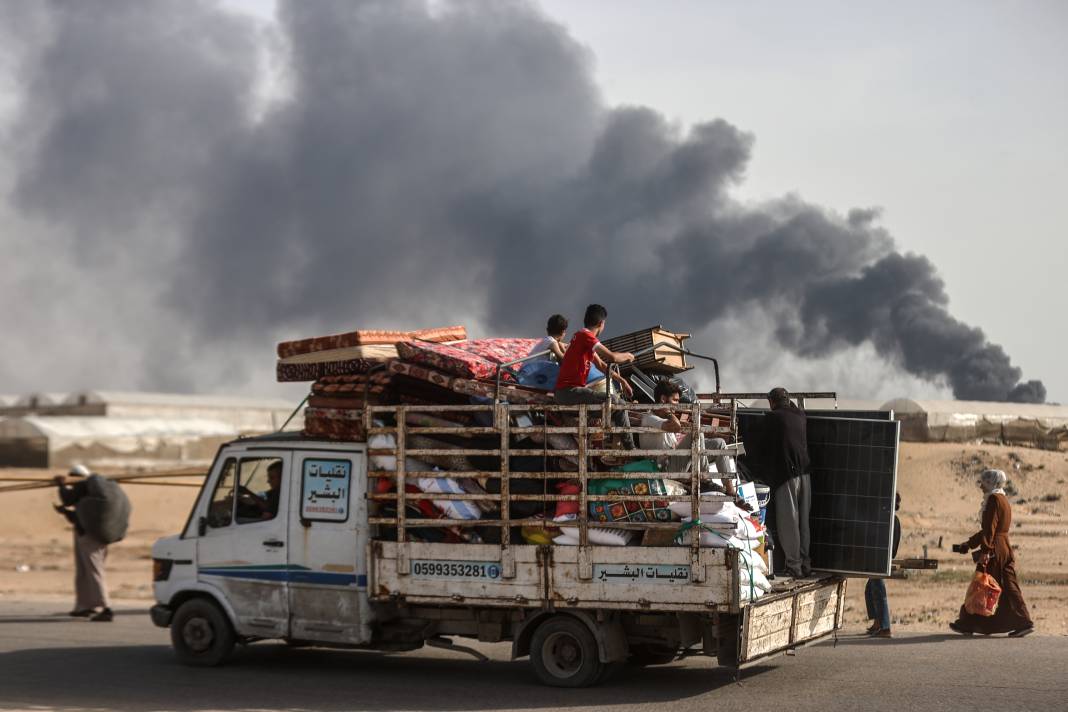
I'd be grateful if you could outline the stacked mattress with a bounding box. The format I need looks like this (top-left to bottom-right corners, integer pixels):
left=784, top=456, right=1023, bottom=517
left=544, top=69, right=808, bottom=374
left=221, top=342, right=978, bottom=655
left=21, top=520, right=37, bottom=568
left=276, top=325, right=467, bottom=382
left=277, top=325, right=549, bottom=440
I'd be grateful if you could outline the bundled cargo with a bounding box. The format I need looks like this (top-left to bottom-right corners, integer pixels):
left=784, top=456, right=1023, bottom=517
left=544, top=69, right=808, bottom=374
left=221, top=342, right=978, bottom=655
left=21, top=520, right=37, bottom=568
left=279, top=322, right=762, bottom=567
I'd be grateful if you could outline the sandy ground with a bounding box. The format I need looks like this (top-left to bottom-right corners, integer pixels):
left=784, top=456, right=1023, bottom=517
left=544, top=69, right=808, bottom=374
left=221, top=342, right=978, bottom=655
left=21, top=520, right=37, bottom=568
left=1, top=442, right=1065, bottom=634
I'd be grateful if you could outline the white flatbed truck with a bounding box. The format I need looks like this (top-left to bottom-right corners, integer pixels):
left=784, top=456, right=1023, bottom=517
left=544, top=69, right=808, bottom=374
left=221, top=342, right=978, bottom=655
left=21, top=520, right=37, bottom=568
left=150, top=398, right=900, bottom=686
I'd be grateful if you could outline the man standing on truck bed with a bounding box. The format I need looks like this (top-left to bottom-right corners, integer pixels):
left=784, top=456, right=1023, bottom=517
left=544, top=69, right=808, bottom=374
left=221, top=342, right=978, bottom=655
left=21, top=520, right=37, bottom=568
left=554, top=304, right=636, bottom=449
left=764, top=387, right=811, bottom=579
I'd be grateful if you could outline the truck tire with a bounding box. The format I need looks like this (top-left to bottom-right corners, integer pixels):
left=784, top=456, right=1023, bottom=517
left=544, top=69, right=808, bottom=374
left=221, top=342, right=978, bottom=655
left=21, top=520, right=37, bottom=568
left=529, top=615, right=604, bottom=688
left=628, top=643, right=677, bottom=666
left=170, top=598, right=236, bottom=667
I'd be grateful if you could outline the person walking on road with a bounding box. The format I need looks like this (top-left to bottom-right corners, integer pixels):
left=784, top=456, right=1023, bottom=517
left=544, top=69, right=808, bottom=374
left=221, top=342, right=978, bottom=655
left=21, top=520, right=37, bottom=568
left=865, top=493, right=902, bottom=638
left=53, top=464, right=128, bottom=622
left=950, top=468, right=1034, bottom=637
left=763, top=387, right=811, bottom=579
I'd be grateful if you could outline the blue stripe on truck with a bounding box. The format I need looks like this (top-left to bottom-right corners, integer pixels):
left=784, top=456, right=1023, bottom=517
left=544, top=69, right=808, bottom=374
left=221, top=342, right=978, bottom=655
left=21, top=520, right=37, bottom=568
left=198, top=565, right=365, bottom=587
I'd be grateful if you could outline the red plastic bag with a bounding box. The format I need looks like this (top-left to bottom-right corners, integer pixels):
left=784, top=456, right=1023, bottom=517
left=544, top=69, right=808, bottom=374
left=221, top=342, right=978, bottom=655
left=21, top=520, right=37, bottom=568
left=964, top=570, right=1002, bottom=616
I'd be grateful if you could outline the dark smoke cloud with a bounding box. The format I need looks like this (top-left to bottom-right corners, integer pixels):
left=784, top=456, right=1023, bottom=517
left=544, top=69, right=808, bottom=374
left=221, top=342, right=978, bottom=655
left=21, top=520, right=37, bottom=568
left=0, top=0, right=1045, bottom=403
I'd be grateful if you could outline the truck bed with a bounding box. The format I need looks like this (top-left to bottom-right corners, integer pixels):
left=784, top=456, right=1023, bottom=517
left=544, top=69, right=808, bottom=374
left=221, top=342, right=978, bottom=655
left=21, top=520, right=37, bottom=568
left=372, top=541, right=736, bottom=613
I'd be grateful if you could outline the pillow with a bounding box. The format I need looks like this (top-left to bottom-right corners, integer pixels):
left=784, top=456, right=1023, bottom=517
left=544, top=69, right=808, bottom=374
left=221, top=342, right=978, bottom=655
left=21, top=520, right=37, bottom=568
left=558, top=526, right=633, bottom=546
left=667, top=498, right=734, bottom=519
left=416, top=477, right=482, bottom=520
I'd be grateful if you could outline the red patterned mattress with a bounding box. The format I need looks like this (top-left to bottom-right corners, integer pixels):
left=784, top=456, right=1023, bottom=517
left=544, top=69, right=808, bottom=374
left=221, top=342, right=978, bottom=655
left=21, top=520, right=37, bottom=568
left=396, top=338, right=539, bottom=380
left=389, top=359, right=551, bottom=404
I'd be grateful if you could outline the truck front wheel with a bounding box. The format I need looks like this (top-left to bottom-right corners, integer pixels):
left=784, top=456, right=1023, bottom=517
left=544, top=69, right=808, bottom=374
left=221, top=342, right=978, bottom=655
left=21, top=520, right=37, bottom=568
left=170, top=598, right=236, bottom=667
left=529, top=615, right=603, bottom=688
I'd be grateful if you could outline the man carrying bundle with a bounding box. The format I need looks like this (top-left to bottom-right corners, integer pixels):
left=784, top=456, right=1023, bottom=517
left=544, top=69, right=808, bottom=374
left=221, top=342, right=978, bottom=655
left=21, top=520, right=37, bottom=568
left=53, top=464, right=131, bottom=622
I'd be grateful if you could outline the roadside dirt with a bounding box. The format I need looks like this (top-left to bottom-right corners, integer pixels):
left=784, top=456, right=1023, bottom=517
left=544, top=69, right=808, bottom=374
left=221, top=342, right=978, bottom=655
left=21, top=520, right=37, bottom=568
left=843, top=442, right=1068, bottom=635
left=2, top=442, right=1065, bottom=635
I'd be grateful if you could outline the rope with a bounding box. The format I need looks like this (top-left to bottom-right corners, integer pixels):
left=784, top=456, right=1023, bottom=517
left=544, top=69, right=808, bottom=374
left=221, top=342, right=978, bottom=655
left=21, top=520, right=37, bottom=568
left=277, top=393, right=310, bottom=433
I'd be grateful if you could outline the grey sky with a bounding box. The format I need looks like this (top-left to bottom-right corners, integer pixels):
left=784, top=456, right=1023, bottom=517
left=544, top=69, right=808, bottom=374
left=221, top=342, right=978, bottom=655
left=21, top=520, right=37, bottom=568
left=218, top=0, right=1068, bottom=402
left=1, top=0, right=1063, bottom=403
left=534, top=0, right=1068, bottom=402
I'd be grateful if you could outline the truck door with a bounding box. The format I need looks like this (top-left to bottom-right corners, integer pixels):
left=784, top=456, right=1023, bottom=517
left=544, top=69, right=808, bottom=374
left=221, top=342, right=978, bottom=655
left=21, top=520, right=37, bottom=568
left=286, top=450, right=370, bottom=644
left=738, top=413, right=900, bottom=577
left=196, top=450, right=291, bottom=637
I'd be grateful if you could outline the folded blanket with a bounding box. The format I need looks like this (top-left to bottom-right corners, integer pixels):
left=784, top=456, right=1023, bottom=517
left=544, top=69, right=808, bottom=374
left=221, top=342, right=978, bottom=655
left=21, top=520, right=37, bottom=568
left=317, top=371, right=392, bottom=385
left=303, top=407, right=367, bottom=441
left=278, top=325, right=466, bottom=359
left=311, top=381, right=388, bottom=396
left=277, top=358, right=380, bottom=382
left=308, top=395, right=367, bottom=410
left=449, top=377, right=552, bottom=404
left=278, top=344, right=398, bottom=365
left=389, top=360, right=457, bottom=389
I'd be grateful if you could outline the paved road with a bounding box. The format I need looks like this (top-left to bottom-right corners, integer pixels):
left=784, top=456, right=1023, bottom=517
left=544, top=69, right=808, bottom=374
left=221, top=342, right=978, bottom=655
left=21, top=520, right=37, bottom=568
left=0, top=600, right=1064, bottom=712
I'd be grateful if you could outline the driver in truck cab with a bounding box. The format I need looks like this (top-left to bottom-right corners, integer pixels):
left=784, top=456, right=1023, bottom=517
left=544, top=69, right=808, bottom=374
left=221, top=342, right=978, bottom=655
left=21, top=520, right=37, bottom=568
left=252, top=461, right=283, bottom=520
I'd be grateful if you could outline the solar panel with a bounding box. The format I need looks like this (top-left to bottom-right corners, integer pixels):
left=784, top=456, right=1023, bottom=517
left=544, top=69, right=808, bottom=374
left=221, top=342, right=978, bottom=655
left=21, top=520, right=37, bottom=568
left=806, top=416, right=899, bottom=576
left=736, top=412, right=899, bottom=577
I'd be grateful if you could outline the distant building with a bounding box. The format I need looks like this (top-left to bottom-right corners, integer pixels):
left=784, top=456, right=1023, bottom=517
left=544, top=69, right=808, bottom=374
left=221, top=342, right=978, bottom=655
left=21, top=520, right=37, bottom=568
left=882, top=398, right=1068, bottom=449
left=739, top=396, right=1068, bottom=450
left=0, top=416, right=240, bottom=469
left=0, top=391, right=303, bottom=468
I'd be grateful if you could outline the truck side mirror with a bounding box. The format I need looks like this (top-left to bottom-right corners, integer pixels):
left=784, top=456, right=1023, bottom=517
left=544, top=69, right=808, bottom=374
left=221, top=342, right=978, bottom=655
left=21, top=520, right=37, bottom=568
left=198, top=516, right=207, bottom=536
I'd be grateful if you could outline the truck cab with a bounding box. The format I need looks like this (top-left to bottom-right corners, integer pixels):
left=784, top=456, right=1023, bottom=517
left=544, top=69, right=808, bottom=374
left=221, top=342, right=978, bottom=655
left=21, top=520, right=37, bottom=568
left=152, top=435, right=372, bottom=659
left=151, top=400, right=900, bottom=686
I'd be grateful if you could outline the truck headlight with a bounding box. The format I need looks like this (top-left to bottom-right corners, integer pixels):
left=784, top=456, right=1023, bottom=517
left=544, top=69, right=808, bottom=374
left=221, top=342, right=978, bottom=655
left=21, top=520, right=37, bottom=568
left=153, top=558, right=174, bottom=582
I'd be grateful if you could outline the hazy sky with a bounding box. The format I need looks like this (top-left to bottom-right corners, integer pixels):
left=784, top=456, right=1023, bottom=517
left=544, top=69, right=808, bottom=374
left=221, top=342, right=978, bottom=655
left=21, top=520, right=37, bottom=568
left=234, top=0, right=1068, bottom=401
left=534, top=0, right=1068, bottom=401
left=2, top=0, right=1064, bottom=404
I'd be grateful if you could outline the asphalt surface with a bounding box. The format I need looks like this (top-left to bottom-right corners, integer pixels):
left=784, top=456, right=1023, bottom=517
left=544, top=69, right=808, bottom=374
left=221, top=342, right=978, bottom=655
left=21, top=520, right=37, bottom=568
left=0, top=600, right=1065, bottom=712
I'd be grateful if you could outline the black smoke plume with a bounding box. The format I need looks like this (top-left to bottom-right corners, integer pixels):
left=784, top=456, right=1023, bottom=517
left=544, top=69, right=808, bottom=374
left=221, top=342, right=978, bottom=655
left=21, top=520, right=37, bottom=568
left=0, top=0, right=1045, bottom=403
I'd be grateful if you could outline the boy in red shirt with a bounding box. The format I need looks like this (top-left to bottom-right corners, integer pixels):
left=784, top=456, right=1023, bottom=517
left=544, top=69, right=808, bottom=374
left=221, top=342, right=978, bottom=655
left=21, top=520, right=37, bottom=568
left=554, top=304, right=636, bottom=449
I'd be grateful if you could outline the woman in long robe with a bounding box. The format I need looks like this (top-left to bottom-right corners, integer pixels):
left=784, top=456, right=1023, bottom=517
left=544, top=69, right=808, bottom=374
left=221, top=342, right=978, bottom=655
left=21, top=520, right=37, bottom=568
left=951, top=469, right=1034, bottom=637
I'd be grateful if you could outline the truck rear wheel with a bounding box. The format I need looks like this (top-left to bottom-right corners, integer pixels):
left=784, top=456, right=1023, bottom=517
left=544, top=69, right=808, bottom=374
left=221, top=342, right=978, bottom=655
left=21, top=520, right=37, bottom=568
left=170, top=598, right=236, bottom=667
left=529, top=615, right=603, bottom=688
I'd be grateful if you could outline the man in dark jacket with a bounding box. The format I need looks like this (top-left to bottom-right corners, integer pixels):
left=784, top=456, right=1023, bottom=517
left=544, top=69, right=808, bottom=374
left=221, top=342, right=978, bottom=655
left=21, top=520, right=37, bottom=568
left=53, top=464, right=114, bottom=622
left=764, top=387, right=811, bottom=578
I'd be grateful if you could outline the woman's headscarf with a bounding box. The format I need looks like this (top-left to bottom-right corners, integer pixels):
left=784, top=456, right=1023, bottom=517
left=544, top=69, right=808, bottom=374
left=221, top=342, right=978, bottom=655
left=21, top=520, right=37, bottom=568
left=978, top=468, right=1007, bottom=522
